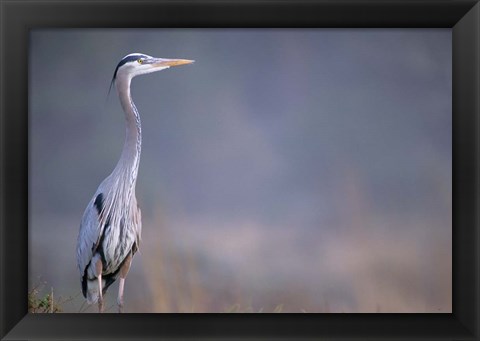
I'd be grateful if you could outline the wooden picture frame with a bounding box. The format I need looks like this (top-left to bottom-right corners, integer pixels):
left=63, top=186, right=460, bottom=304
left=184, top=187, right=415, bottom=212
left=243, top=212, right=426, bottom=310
left=1, top=0, right=478, bottom=339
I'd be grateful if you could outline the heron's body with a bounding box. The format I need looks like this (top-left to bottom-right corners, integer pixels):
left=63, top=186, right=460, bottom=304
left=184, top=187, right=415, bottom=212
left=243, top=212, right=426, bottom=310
left=76, top=53, right=193, bottom=312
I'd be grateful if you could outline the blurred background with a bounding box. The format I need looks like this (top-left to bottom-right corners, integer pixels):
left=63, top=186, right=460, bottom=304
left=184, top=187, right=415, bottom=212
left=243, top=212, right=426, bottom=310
left=29, top=29, right=452, bottom=313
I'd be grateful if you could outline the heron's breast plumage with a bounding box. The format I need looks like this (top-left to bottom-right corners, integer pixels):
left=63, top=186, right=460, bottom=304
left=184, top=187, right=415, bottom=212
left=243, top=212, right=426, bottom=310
left=99, top=205, right=139, bottom=275
left=92, top=177, right=141, bottom=271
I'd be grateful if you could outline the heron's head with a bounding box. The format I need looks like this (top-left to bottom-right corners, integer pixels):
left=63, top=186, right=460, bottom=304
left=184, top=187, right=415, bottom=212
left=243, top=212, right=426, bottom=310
left=112, top=53, right=194, bottom=81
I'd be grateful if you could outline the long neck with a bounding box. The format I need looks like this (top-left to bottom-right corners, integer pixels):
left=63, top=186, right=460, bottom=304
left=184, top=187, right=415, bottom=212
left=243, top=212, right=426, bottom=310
left=113, top=75, right=142, bottom=187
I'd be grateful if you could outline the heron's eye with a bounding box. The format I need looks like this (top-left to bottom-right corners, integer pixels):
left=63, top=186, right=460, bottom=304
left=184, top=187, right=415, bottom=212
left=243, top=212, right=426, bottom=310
left=137, top=59, right=143, bottom=64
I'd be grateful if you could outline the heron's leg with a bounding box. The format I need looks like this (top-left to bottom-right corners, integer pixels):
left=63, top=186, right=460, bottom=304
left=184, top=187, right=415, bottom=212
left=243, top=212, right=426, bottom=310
left=97, top=274, right=104, bottom=313
left=96, top=259, right=104, bottom=313
left=118, top=278, right=125, bottom=313
left=117, top=252, right=133, bottom=313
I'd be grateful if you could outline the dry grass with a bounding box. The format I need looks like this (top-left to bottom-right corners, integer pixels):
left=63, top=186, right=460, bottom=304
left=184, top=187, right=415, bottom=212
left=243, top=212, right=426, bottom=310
left=28, top=282, right=74, bottom=313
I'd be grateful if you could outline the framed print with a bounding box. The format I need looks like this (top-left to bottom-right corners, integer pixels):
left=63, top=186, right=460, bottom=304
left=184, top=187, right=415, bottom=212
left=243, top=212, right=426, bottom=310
left=1, top=0, right=479, bottom=340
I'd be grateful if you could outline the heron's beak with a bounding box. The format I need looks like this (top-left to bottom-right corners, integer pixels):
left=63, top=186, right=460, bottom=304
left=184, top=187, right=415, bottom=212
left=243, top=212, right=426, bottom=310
left=152, top=58, right=194, bottom=68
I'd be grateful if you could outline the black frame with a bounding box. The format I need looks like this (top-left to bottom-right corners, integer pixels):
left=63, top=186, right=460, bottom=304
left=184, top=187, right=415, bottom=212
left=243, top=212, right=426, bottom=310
left=1, top=0, right=478, bottom=340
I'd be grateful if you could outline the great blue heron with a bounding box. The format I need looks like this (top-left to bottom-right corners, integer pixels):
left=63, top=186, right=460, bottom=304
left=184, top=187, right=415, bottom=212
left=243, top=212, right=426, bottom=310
left=76, top=53, right=193, bottom=313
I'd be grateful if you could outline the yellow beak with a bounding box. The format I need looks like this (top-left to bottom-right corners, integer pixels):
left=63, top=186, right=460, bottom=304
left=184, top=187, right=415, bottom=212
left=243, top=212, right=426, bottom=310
left=153, top=59, right=195, bottom=67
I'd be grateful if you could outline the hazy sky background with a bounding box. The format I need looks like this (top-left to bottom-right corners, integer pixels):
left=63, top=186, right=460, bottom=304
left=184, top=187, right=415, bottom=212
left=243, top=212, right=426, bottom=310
left=29, top=29, right=451, bottom=313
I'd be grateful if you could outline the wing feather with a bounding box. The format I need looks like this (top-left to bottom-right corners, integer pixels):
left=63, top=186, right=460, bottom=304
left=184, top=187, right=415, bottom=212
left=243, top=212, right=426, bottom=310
left=76, top=192, right=105, bottom=278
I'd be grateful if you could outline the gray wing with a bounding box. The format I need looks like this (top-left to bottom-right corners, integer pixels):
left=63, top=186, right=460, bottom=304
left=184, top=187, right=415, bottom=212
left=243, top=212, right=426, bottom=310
left=76, top=192, right=105, bottom=277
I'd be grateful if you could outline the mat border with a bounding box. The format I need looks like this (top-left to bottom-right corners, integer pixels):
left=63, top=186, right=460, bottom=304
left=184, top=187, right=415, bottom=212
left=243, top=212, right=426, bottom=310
left=1, top=0, right=478, bottom=340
